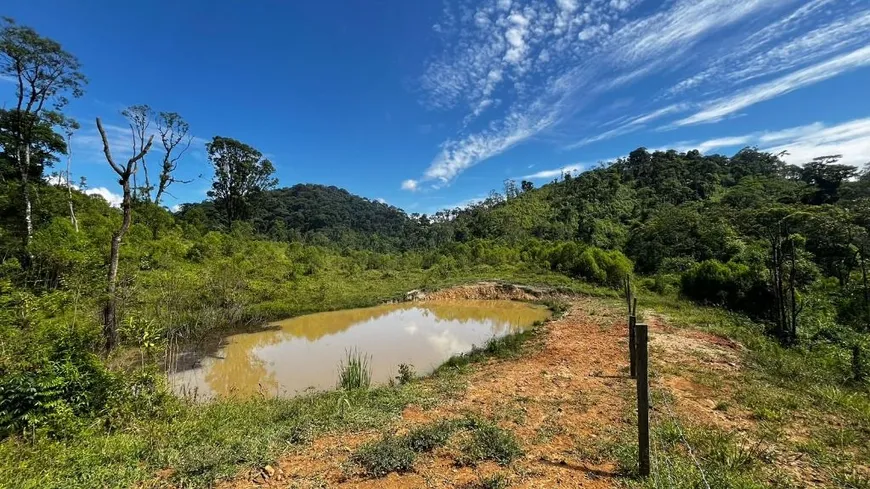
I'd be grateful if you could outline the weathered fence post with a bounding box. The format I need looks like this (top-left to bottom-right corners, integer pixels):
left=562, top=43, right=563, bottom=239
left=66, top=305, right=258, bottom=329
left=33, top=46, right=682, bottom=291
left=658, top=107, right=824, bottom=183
left=629, top=297, right=637, bottom=378
left=636, top=322, right=650, bottom=477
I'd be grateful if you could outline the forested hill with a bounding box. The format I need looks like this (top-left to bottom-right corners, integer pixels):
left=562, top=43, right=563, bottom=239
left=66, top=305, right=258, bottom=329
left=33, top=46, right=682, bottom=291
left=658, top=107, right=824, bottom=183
left=179, top=183, right=418, bottom=251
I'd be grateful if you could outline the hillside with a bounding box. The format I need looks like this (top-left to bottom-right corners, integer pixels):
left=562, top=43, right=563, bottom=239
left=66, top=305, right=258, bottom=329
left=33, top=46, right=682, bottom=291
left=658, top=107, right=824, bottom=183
left=178, top=183, right=419, bottom=251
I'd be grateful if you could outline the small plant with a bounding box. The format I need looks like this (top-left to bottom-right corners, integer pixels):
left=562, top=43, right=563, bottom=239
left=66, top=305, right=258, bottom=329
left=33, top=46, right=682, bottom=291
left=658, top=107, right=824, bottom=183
left=396, top=363, right=415, bottom=385
left=457, top=421, right=523, bottom=466
left=541, top=299, right=569, bottom=316
left=404, top=420, right=457, bottom=452
left=338, top=348, right=372, bottom=390
left=352, top=434, right=416, bottom=477
left=468, top=473, right=510, bottom=489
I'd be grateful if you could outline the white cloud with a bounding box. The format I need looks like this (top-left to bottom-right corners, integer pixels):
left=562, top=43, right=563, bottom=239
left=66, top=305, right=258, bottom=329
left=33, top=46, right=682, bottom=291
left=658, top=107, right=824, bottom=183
left=675, top=45, right=870, bottom=127
left=401, top=179, right=419, bottom=191
left=667, top=0, right=869, bottom=96
left=504, top=13, right=530, bottom=65
left=680, top=117, right=870, bottom=167
left=695, top=136, right=754, bottom=153
left=521, top=163, right=584, bottom=180
left=765, top=118, right=870, bottom=167
left=375, top=197, right=387, bottom=204
left=45, top=174, right=123, bottom=208
left=85, top=187, right=124, bottom=207
left=422, top=106, right=557, bottom=185
left=556, top=0, right=577, bottom=13
left=567, top=103, right=690, bottom=148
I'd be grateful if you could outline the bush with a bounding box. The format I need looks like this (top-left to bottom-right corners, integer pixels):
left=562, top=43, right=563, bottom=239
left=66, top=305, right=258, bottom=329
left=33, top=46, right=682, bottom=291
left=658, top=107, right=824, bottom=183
left=396, top=363, right=415, bottom=385
left=681, top=260, right=746, bottom=305
left=0, top=341, right=117, bottom=438
left=457, top=421, right=523, bottom=466
left=404, top=420, right=457, bottom=452
left=353, top=434, right=417, bottom=477
left=546, top=242, right=633, bottom=287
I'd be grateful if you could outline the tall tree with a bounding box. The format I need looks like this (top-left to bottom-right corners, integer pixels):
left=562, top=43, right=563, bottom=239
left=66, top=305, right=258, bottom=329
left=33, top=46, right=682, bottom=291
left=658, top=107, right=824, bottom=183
left=0, top=18, right=86, bottom=253
left=62, top=118, right=80, bottom=232
left=206, top=136, right=277, bottom=225
left=96, top=114, right=153, bottom=353
left=154, top=111, right=193, bottom=206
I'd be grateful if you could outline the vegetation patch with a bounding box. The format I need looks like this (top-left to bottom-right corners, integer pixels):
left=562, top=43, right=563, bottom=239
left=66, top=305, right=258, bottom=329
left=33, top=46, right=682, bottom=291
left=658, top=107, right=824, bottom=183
left=403, top=419, right=459, bottom=452
left=352, top=434, right=417, bottom=477
left=338, top=348, right=372, bottom=390
left=456, top=420, right=523, bottom=466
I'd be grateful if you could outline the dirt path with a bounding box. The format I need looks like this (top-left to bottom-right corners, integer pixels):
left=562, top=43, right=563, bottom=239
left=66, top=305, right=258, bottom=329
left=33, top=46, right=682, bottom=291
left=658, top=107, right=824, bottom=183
left=218, top=296, right=635, bottom=488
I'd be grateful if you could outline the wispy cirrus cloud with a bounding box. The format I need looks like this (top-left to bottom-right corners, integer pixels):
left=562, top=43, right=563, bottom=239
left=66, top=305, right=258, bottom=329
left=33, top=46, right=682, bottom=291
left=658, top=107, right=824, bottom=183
left=407, top=0, right=870, bottom=192
left=408, top=0, right=818, bottom=190
left=673, top=45, right=870, bottom=127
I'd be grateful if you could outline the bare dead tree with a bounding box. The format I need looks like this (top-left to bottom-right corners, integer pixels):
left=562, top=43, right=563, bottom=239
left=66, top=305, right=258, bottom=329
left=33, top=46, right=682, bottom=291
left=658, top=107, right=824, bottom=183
left=122, top=104, right=153, bottom=202
left=154, top=111, right=193, bottom=206
left=96, top=116, right=152, bottom=353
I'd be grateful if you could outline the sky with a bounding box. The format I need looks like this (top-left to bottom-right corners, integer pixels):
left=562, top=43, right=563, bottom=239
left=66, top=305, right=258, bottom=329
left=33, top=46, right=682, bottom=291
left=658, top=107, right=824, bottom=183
left=3, top=0, right=870, bottom=214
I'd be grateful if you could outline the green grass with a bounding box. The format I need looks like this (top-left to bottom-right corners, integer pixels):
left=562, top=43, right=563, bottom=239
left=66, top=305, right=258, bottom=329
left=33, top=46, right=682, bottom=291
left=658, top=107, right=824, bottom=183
left=338, top=348, right=372, bottom=390
left=0, top=385, right=424, bottom=489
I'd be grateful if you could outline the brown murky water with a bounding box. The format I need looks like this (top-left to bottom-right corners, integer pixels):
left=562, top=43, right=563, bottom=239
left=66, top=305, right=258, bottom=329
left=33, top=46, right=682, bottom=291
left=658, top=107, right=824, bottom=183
left=169, top=300, right=549, bottom=400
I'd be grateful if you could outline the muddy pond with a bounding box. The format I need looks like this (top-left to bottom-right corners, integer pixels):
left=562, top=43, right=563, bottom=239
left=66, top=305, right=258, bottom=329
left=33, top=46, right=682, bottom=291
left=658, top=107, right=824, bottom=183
left=169, top=299, right=550, bottom=400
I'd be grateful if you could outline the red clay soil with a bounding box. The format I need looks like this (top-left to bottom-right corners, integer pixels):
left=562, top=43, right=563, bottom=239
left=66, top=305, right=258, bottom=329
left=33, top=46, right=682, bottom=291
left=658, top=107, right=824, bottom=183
left=218, top=296, right=635, bottom=489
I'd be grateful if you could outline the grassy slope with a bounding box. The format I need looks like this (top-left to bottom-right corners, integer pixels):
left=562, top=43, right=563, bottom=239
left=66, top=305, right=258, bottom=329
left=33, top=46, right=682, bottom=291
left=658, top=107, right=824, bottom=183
left=595, top=292, right=870, bottom=488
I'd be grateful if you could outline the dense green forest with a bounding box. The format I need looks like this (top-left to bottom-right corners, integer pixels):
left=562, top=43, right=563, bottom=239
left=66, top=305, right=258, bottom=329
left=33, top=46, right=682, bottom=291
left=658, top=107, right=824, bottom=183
left=1, top=17, right=869, bottom=489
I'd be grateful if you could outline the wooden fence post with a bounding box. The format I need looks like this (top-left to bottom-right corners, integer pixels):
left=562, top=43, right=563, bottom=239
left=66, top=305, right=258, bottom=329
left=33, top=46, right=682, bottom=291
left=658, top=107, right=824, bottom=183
left=636, top=322, right=650, bottom=477
left=629, top=312, right=637, bottom=378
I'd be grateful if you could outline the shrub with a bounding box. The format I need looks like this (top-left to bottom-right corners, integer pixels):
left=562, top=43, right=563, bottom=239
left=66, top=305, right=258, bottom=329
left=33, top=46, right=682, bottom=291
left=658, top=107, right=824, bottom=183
left=681, top=259, right=748, bottom=306
left=396, top=363, right=415, bottom=385
left=457, top=421, right=523, bottom=466
left=404, top=420, right=457, bottom=452
left=353, top=434, right=416, bottom=477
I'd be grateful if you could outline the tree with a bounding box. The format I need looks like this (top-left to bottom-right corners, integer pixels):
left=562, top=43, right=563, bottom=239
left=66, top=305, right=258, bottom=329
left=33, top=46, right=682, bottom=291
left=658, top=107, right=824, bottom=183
left=62, top=118, right=80, bottom=232
left=96, top=115, right=153, bottom=353
left=800, top=155, right=856, bottom=204
left=0, top=18, right=86, bottom=253
left=747, top=206, right=815, bottom=344
left=154, top=112, right=193, bottom=206
left=121, top=105, right=153, bottom=201
left=206, top=136, right=277, bottom=225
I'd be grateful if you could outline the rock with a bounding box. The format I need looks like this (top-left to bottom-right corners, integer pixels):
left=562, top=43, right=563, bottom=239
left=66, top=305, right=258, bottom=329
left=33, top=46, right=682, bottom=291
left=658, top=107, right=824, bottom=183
left=405, top=289, right=427, bottom=301
left=263, top=465, right=275, bottom=478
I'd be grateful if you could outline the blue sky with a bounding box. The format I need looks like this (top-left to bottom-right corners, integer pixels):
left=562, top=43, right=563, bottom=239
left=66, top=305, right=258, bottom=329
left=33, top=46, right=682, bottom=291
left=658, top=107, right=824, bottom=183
left=3, top=0, right=870, bottom=214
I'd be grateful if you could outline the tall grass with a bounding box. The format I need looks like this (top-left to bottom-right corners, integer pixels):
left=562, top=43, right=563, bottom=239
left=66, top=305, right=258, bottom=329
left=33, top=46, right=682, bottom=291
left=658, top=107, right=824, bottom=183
left=338, top=348, right=372, bottom=390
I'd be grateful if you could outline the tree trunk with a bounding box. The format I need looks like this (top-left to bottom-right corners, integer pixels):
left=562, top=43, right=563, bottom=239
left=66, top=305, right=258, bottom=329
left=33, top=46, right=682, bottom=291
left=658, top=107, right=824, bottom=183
left=67, top=133, right=78, bottom=232
left=104, top=179, right=132, bottom=353
left=788, top=238, right=799, bottom=344
left=19, top=147, right=34, bottom=250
